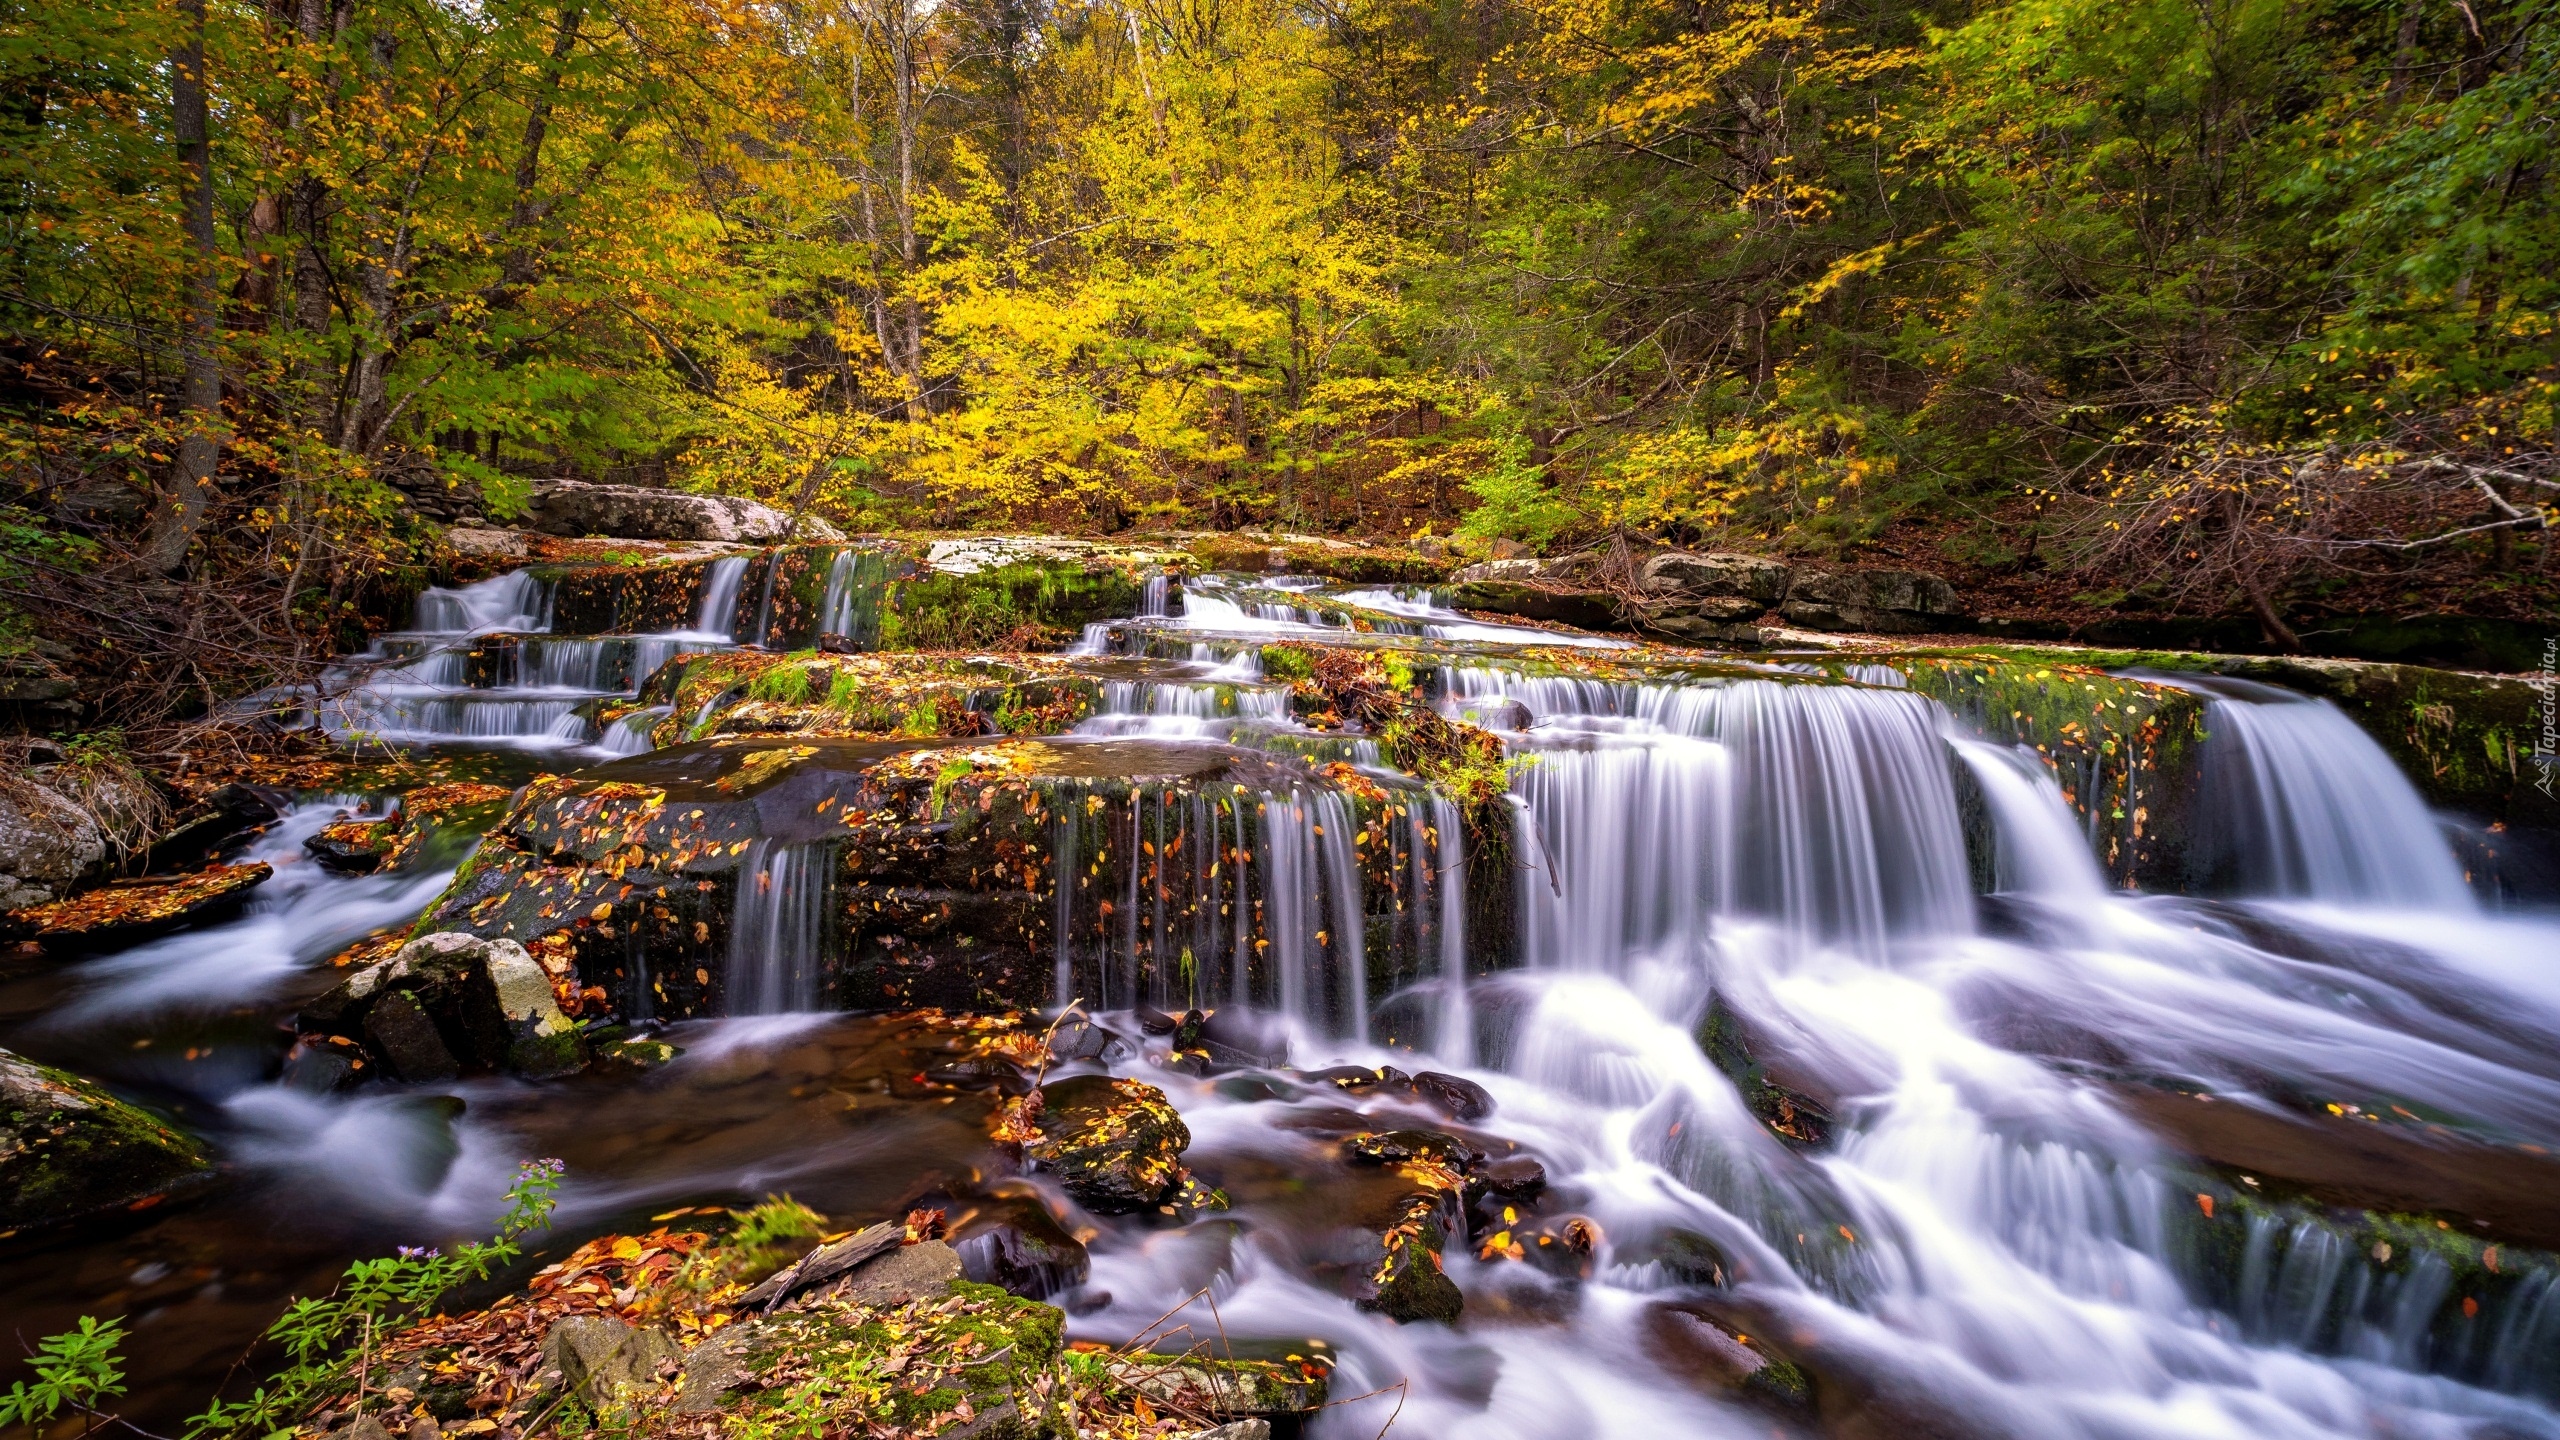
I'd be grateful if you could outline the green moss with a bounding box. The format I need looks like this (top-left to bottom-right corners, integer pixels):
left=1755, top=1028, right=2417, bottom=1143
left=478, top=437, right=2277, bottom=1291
left=1259, top=644, right=1316, bottom=682
left=1, top=1051, right=211, bottom=1228
left=880, top=561, right=1140, bottom=651
left=748, top=661, right=818, bottom=704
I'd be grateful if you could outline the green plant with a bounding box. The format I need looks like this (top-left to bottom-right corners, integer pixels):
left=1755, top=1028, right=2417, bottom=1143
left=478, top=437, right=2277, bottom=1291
left=180, top=1157, right=565, bottom=1439
left=929, top=755, right=976, bottom=819
left=52, top=727, right=127, bottom=767
left=730, top=1195, right=825, bottom=1252
left=749, top=663, right=816, bottom=704
left=1259, top=644, right=1316, bottom=682
left=0, top=1316, right=128, bottom=1431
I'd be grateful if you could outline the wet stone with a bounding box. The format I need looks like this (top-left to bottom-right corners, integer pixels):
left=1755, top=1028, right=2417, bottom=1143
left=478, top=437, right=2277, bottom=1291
left=4, top=863, right=272, bottom=954
left=305, top=819, right=390, bottom=873
left=956, top=1216, right=1091, bottom=1301
left=540, top=1314, right=679, bottom=1401
left=304, top=932, right=586, bottom=1083
left=1411, top=1070, right=1494, bottom=1121
left=1026, top=1075, right=1192, bottom=1214
left=0, top=1047, right=210, bottom=1229
left=1345, top=1129, right=1483, bottom=1169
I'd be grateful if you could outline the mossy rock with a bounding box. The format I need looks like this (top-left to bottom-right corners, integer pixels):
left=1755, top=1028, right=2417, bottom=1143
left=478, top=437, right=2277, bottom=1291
left=685, top=1277, right=1064, bottom=1436
left=0, top=1048, right=209, bottom=1228
left=307, top=819, right=392, bottom=873
left=1027, top=1075, right=1192, bottom=1214
left=1189, top=534, right=1448, bottom=585
left=414, top=730, right=1422, bottom=1024
left=880, top=559, right=1143, bottom=651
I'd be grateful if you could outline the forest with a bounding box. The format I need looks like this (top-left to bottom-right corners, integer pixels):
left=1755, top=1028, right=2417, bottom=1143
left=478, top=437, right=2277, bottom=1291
left=2, top=0, right=2556, bottom=719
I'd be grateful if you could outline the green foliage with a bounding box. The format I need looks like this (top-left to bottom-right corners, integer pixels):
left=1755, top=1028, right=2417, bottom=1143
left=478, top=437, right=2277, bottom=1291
left=749, top=663, right=817, bottom=705
left=1260, top=645, right=1318, bottom=682
left=730, top=1195, right=826, bottom=1252
left=5, top=0, right=2552, bottom=632
left=182, top=1157, right=564, bottom=1439
left=0, top=1316, right=127, bottom=1430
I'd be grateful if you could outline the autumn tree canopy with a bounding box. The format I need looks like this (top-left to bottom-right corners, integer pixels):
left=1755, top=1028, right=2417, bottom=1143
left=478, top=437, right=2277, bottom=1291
left=2, top=0, right=2554, bottom=648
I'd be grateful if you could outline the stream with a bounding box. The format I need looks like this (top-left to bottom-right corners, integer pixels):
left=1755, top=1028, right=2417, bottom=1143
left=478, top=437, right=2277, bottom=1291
left=5, top=557, right=2558, bottom=1439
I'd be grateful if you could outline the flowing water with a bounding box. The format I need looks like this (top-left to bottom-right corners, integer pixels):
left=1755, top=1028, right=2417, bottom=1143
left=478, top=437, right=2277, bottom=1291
left=7, top=560, right=2558, bottom=1439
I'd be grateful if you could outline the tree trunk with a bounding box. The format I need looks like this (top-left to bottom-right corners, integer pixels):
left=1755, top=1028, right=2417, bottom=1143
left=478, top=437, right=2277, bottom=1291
left=288, top=0, right=349, bottom=429
left=146, top=0, right=221, bottom=575
left=500, top=5, right=585, bottom=293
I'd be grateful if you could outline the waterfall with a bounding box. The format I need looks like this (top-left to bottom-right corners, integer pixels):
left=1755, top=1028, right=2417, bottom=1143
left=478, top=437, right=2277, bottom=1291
left=596, top=705, right=670, bottom=757
left=727, top=840, right=831, bottom=1014
left=1139, top=572, right=1171, bottom=616
left=1256, top=787, right=1370, bottom=1039
left=412, top=570, right=548, bottom=635
left=1422, top=793, right=1471, bottom=1061
left=2193, top=691, right=2473, bottom=908
left=692, top=556, right=750, bottom=640
left=1339, top=584, right=1633, bottom=648
left=511, top=637, right=621, bottom=692
left=1497, top=675, right=1974, bottom=961
left=1953, top=738, right=2110, bottom=901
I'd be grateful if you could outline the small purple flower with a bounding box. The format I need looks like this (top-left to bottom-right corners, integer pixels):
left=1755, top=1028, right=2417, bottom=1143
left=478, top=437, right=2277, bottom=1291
left=397, top=1246, right=442, bottom=1260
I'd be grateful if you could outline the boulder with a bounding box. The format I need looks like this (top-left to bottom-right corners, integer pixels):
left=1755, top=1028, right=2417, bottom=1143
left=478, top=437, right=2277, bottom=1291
left=1638, top=551, right=1791, bottom=604
left=1102, top=1357, right=1328, bottom=1422
left=306, top=819, right=390, bottom=873
left=1358, top=1194, right=1465, bottom=1324
left=4, top=863, right=272, bottom=954
left=1411, top=1071, right=1494, bottom=1122
left=1449, top=557, right=1562, bottom=584
left=1780, top=569, right=1961, bottom=634
left=446, top=527, right=531, bottom=561
left=0, top=779, right=104, bottom=908
left=524, top=479, right=844, bottom=545
left=0, top=1048, right=209, bottom=1228
left=300, top=932, right=586, bottom=1082
left=141, top=784, right=281, bottom=873
left=539, top=1315, right=679, bottom=1401
left=1026, top=1076, right=1192, bottom=1214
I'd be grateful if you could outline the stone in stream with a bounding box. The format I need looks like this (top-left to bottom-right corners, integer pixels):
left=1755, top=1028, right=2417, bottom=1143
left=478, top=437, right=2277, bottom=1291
left=1643, top=1303, right=1813, bottom=1413
left=1411, top=1070, right=1494, bottom=1121
left=3, top=863, right=272, bottom=954
left=139, top=782, right=282, bottom=873
left=955, top=1206, right=1091, bottom=1300
left=299, top=931, right=586, bottom=1082
left=0, top=1048, right=210, bottom=1228
left=1025, top=1076, right=1193, bottom=1214
left=537, top=1314, right=680, bottom=1402
left=305, top=819, right=390, bottom=873
left=0, top=779, right=106, bottom=908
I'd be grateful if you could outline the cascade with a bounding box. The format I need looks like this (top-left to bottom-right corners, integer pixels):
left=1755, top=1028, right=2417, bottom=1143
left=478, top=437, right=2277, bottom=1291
left=2184, top=683, right=2475, bottom=907
left=1951, top=737, right=2111, bottom=901
left=34, top=553, right=2560, bottom=1440
left=411, top=570, right=548, bottom=635
left=726, top=839, right=831, bottom=1014
left=288, top=549, right=881, bottom=755
left=690, top=555, right=750, bottom=639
